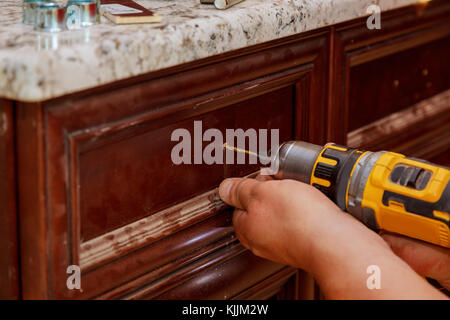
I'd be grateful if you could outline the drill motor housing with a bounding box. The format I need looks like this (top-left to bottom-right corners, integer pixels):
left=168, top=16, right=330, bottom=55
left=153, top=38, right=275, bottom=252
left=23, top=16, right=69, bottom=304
left=273, top=141, right=450, bottom=248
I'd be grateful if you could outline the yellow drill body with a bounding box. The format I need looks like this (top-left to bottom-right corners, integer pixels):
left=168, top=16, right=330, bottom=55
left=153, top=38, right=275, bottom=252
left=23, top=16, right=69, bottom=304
left=274, top=141, right=450, bottom=248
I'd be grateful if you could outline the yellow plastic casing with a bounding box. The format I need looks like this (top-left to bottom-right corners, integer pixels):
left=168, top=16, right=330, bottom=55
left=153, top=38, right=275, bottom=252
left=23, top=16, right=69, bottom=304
left=361, top=152, right=450, bottom=248
left=310, top=145, right=342, bottom=188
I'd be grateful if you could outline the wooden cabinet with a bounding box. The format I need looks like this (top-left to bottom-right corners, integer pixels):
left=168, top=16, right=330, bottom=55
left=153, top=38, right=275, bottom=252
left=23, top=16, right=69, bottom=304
left=11, top=29, right=330, bottom=299
left=0, top=0, right=449, bottom=300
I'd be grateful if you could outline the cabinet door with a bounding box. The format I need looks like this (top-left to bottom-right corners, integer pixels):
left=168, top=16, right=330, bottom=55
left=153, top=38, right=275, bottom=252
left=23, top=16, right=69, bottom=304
left=329, top=0, right=450, bottom=166
left=17, top=30, right=329, bottom=299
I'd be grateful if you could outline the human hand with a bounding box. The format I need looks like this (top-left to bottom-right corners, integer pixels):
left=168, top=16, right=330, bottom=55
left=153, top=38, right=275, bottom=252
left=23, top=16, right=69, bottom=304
left=218, top=175, right=447, bottom=299
left=381, top=232, right=450, bottom=291
left=218, top=175, right=386, bottom=273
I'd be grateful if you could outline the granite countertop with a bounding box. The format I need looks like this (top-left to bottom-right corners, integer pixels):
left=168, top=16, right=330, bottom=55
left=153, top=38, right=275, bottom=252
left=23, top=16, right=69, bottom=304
left=0, top=0, right=422, bottom=102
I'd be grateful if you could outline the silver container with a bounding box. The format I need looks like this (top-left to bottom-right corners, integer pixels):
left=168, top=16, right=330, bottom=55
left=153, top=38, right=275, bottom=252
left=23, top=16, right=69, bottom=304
left=66, top=0, right=97, bottom=30
left=34, top=2, right=66, bottom=32
left=23, top=0, right=52, bottom=25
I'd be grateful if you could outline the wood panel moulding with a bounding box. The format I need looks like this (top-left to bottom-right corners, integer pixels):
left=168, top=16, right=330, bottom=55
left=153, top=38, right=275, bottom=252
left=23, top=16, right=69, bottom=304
left=231, top=267, right=300, bottom=300
left=347, top=89, right=450, bottom=162
left=80, top=186, right=227, bottom=271
left=151, top=244, right=285, bottom=300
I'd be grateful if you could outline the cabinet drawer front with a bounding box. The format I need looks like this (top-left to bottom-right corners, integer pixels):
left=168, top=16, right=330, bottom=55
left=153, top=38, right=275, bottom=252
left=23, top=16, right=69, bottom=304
left=76, top=86, right=293, bottom=272
left=348, top=36, right=450, bottom=132
left=78, top=87, right=292, bottom=243
left=63, top=84, right=298, bottom=299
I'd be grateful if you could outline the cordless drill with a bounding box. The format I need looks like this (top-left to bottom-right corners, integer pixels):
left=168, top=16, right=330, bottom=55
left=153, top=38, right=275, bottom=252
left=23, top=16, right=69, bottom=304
left=271, top=141, right=450, bottom=248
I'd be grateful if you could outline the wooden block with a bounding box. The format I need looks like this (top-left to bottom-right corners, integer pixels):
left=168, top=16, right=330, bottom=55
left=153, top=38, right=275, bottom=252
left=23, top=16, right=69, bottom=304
left=100, top=0, right=161, bottom=24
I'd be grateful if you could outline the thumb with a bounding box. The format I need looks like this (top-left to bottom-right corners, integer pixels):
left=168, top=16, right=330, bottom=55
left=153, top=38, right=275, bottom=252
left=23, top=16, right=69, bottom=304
left=218, top=178, right=261, bottom=210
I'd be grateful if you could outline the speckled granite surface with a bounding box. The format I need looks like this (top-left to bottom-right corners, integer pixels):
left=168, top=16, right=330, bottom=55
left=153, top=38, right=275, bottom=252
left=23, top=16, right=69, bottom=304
left=0, top=0, right=422, bottom=102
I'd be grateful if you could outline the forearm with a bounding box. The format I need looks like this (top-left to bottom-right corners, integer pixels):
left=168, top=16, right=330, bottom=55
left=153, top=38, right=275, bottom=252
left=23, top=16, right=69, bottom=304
left=307, top=212, right=447, bottom=299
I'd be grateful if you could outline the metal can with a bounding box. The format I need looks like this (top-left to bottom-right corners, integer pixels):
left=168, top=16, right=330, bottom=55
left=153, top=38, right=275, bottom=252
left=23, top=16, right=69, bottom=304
left=34, top=2, right=66, bottom=32
left=23, top=0, right=52, bottom=25
left=66, top=0, right=97, bottom=30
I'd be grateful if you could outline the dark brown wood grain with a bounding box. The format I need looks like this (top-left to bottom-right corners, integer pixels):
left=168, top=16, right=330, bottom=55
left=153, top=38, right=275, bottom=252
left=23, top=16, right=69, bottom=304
left=429, top=150, right=450, bottom=167
left=232, top=267, right=301, bottom=300
left=16, top=102, right=50, bottom=299
left=347, top=89, right=450, bottom=166
left=0, top=100, right=20, bottom=299
left=152, top=243, right=285, bottom=300
left=94, top=210, right=236, bottom=299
